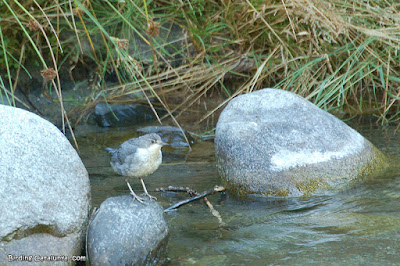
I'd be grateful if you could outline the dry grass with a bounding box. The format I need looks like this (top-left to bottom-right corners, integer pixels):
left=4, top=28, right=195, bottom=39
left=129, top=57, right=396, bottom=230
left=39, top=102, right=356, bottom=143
left=1, top=0, right=400, bottom=133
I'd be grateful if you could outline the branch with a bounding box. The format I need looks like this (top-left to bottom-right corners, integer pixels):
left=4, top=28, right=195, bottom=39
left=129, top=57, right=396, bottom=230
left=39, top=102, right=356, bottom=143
left=162, top=185, right=225, bottom=212
left=156, top=186, right=198, bottom=197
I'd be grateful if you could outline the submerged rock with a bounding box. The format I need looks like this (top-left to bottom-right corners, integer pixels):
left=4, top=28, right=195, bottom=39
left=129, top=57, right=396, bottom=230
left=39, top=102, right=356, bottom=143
left=215, top=88, right=386, bottom=197
left=138, top=126, right=194, bottom=148
left=87, top=196, right=169, bottom=265
left=93, top=102, right=161, bottom=127
left=0, top=104, right=91, bottom=265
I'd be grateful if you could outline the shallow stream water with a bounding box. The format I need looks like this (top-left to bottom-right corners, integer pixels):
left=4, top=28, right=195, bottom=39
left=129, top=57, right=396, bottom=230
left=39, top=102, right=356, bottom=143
left=75, top=118, right=400, bottom=265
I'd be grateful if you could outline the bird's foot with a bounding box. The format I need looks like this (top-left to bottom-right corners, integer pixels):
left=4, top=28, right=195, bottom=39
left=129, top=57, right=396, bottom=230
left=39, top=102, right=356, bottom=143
left=139, top=178, right=157, bottom=201
left=131, top=192, right=146, bottom=204
left=144, top=193, right=157, bottom=201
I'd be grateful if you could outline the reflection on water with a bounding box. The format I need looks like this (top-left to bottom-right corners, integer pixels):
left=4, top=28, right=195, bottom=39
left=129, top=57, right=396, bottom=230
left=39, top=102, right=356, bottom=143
left=75, top=119, right=400, bottom=265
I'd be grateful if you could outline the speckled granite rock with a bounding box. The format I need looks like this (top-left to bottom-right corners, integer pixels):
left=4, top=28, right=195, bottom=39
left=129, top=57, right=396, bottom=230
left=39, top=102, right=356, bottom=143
left=0, top=104, right=91, bottom=265
left=215, top=88, right=386, bottom=197
left=87, top=196, right=169, bottom=265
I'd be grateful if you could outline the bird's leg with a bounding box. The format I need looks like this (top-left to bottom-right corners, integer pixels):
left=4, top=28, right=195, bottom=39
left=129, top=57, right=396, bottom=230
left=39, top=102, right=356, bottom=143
left=125, top=178, right=146, bottom=204
left=140, top=177, right=157, bottom=200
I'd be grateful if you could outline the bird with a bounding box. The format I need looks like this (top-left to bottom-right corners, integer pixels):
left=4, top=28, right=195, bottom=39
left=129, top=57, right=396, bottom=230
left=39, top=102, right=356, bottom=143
left=105, top=133, right=167, bottom=204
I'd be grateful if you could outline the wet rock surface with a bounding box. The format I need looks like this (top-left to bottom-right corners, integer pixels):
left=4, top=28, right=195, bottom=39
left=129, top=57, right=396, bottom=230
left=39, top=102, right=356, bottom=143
left=92, top=102, right=162, bottom=128
left=0, top=104, right=91, bottom=265
left=215, top=88, right=386, bottom=197
left=87, top=196, right=169, bottom=265
left=138, top=126, right=194, bottom=148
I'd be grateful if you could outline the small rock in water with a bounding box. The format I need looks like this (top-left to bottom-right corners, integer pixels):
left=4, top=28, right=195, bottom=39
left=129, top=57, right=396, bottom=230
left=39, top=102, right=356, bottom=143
left=87, top=196, right=169, bottom=265
left=138, top=126, right=194, bottom=148
left=92, top=102, right=163, bottom=127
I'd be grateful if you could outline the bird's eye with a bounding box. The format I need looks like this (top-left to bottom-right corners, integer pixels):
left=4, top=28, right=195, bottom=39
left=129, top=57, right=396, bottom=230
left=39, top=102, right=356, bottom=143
left=151, top=139, right=156, bottom=144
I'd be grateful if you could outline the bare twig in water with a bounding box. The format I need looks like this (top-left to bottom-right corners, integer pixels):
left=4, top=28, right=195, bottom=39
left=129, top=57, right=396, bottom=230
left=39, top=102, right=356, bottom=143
left=203, top=196, right=225, bottom=225
left=157, top=186, right=198, bottom=196
left=160, top=185, right=225, bottom=225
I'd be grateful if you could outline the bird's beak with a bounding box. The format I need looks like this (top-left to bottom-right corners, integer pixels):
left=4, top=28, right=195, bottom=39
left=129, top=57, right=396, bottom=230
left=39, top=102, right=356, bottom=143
left=161, top=141, right=169, bottom=146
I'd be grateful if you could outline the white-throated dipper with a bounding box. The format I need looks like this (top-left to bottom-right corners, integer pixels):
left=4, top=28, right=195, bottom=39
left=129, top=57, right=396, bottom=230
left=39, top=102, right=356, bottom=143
left=105, top=133, right=167, bottom=204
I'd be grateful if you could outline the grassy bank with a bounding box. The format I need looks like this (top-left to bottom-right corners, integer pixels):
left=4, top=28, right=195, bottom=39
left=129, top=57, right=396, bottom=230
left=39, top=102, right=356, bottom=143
left=1, top=0, right=400, bottom=127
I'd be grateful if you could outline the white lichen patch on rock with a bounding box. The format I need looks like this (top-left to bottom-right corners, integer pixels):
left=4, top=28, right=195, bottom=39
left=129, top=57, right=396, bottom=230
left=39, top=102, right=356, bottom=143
left=271, top=134, right=365, bottom=171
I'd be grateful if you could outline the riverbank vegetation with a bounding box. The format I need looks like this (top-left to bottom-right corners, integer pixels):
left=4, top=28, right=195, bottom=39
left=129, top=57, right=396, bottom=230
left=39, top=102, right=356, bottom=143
left=1, top=0, right=400, bottom=127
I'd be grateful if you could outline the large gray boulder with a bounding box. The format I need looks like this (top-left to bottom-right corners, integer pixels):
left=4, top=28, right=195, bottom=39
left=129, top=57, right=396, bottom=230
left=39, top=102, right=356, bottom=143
left=0, top=105, right=91, bottom=265
left=87, top=196, right=169, bottom=265
left=215, top=88, right=386, bottom=197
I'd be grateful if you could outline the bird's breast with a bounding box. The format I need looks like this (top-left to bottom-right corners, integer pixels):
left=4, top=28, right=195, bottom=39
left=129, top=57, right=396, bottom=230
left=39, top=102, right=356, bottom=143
left=124, top=147, right=162, bottom=177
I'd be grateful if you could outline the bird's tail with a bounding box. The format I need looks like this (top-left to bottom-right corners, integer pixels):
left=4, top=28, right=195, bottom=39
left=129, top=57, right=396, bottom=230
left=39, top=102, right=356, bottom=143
left=105, top=147, right=117, bottom=154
